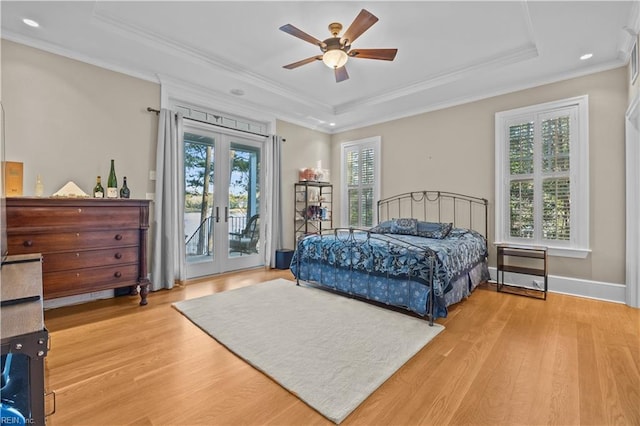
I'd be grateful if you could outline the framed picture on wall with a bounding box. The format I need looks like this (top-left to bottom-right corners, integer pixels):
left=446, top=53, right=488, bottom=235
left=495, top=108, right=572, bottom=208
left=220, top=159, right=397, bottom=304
left=632, top=39, right=638, bottom=84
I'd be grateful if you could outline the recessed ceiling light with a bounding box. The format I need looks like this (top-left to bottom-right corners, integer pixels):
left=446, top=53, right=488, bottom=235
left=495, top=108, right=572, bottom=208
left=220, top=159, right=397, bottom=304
left=580, top=53, right=593, bottom=61
left=22, top=18, right=40, bottom=28
left=329, top=122, right=336, bottom=127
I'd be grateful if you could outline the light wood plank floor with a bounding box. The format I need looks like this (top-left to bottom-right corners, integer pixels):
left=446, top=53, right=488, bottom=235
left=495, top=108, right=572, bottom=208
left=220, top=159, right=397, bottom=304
left=43, top=268, right=640, bottom=425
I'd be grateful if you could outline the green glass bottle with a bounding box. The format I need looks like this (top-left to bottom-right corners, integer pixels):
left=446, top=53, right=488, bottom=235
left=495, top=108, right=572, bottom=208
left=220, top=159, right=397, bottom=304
left=107, top=159, right=118, bottom=198
left=93, top=176, right=104, bottom=198
left=119, top=176, right=130, bottom=199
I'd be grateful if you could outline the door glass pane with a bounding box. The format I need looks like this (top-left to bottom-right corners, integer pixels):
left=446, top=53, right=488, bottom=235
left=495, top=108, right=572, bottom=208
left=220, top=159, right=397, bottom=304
left=184, top=133, right=215, bottom=262
left=228, top=142, right=260, bottom=256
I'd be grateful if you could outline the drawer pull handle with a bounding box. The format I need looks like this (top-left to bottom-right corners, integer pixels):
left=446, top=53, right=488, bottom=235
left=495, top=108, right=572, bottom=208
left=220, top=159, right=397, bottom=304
left=114, top=271, right=122, bottom=278
left=115, top=252, right=122, bottom=259
left=78, top=208, right=82, bottom=213
left=76, top=253, right=80, bottom=257
left=76, top=273, right=80, bottom=278
left=115, top=234, right=123, bottom=241
left=23, top=240, right=33, bottom=247
left=76, top=233, right=80, bottom=237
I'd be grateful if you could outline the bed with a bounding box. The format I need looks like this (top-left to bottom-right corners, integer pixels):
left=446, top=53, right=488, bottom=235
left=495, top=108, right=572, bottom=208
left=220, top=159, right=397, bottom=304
left=290, top=190, right=490, bottom=325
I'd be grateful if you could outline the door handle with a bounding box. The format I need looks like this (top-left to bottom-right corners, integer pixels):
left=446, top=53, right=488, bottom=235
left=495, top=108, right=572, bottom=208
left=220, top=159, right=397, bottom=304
left=225, top=207, right=229, bottom=223
left=215, top=206, right=220, bottom=223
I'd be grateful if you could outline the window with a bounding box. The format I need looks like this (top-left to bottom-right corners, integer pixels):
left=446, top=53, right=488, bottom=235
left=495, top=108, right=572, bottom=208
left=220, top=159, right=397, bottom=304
left=495, top=96, right=589, bottom=258
left=341, top=137, right=381, bottom=228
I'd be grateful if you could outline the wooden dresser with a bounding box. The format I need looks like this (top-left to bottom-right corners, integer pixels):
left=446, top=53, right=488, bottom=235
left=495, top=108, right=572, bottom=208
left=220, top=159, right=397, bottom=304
left=6, top=198, right=151, bottom=305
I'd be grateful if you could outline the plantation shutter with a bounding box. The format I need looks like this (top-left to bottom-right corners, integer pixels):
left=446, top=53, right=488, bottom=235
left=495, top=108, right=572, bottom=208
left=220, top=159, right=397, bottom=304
left=506, top=107, right=574, bottom=244
left=345, top=145, right=376, bottom=227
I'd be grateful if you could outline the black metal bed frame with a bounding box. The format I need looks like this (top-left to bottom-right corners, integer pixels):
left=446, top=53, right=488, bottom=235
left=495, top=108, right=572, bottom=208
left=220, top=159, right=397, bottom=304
left=294, top=190, right=489, bottom=326
left=377, top=190, right=489, bottom=239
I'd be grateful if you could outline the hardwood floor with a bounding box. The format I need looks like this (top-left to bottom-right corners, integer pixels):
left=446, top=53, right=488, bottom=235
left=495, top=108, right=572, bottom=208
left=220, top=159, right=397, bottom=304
left=43, top=268, right=640, bottom=425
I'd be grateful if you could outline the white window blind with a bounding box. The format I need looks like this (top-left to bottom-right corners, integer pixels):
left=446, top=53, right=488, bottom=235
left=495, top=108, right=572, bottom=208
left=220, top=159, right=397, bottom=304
left=341, top=137, right=380, bottom=228
left=496, top=96, right=589, bottom=258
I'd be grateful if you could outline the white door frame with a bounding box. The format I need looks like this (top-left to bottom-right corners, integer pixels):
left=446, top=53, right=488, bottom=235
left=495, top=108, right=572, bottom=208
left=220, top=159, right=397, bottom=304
left=183, top=121, right=264, bottom=279
left=626, top=92, right=640, bottom=308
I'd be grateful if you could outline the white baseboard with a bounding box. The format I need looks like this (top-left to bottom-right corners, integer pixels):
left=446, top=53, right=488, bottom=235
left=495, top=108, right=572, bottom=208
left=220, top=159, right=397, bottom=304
left=488, top=267, right=626, bottom=304
left=43, top=289, right=115, bottom=310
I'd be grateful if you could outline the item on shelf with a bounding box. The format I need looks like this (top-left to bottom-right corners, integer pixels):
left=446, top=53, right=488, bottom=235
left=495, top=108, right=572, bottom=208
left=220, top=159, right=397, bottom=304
left=298, top=165, right=330, bottom=182
left=298, top=168, right=315, bottom=181
left=93, top=176, right=104, bottom=198
left=34, top=175, right=44, bottom=197
left=3, top=161, right=23, bottom=197
left=316, top=168, right=330, bottom=182
left=107, top=159, right=118, bottom=198
left=52, top=181, right=88, bottom=198
left=119, top=176, right=130, bottom=199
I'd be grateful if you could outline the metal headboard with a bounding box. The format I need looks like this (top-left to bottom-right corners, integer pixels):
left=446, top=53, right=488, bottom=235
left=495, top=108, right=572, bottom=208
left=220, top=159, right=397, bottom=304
left=377, top=190, right=489, bottom=238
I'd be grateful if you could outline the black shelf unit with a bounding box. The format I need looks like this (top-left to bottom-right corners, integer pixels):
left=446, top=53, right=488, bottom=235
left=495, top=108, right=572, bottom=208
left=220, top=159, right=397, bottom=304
left=496, top=244, right=548, bottom=300
left=294, top=181, right=332, bottom=246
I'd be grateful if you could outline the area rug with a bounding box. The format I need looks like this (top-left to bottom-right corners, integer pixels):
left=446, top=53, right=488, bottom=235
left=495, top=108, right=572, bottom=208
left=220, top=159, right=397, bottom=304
left=172, top=278, right=444, bottom=424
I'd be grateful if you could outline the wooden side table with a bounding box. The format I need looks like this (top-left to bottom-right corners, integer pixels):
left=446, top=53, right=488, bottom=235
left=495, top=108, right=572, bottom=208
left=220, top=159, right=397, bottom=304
left=496, top=244, right=548, bottom=300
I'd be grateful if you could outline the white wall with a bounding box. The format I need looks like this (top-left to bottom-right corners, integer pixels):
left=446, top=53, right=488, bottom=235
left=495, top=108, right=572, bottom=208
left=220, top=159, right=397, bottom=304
left=1, top=40, right=159, bottom=199
left=276, top=119, right=331, bottom=249
left=331, top=67, right=629, bottom=286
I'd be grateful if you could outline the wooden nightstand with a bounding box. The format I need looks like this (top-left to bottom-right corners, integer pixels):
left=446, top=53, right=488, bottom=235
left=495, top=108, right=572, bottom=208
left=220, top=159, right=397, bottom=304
left=496, top=244, right=548, bottom=300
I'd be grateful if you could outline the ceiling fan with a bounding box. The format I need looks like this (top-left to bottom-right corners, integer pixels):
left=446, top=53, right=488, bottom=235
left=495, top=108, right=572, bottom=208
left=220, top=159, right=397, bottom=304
left=279, top=9, right=398, bottom=83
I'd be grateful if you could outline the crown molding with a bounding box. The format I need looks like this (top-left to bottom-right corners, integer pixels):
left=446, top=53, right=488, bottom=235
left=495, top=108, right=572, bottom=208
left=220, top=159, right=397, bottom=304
left=334, top=43, right=539, bottom=116
left=0, top=30, right=160, bottom=85
left=91, top=4, right=334, bottom=114
left=617, top=0, right=640, bottom=61
left=334, top=0, right=539, bottom=115
left=330, top=60, right=626, bottom=134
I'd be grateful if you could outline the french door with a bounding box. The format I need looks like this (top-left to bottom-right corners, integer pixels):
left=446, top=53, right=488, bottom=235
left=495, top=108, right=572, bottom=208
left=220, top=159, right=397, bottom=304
left=183, top=121, right=263, bottom=278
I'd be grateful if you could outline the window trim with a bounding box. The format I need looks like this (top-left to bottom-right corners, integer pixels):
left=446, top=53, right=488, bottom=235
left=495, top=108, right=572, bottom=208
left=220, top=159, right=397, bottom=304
left=340, top=136, right=381, bottom=228
left=495, top=95, right=590, bottom=258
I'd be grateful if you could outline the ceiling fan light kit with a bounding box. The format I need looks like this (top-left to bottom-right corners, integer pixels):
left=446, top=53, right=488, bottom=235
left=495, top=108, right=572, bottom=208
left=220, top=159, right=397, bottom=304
left=280, top=9, right=398, bottom=82
left=322, top=48, right=348, bottom=69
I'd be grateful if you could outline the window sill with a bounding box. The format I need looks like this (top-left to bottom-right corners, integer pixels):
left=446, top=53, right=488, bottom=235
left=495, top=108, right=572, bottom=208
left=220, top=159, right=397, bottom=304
left=493, top=242, right=590, bottom=259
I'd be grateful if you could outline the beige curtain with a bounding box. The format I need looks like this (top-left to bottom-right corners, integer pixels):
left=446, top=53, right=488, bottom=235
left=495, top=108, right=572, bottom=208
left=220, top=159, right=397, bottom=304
left=150, top=109, right=185, bottom=290
left=263, top=135, right=284, bottom=268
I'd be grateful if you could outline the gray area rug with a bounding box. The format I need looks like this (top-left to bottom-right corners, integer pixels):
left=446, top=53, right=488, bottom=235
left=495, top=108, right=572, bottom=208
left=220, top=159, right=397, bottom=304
left=173, top=278, right=444, bottom=424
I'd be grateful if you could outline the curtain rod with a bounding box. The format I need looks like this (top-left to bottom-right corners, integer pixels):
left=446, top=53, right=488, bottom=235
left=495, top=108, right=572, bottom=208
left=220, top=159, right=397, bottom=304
left=147, top=107, right=272, bottom=139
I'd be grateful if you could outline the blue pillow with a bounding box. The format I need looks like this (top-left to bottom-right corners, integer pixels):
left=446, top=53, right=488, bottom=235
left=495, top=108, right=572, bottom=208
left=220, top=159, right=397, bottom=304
left=369, top=220, right=393, bottom=234
left=416, top=221, right=453, bottom=239
left=390, top=218, right=418, bottom=235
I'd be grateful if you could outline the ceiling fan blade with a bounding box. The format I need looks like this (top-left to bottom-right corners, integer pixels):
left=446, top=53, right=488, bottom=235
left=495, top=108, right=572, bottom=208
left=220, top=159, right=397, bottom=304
left=283, top=56, right=323, bottom=69
left=335, top=66, right=349, bottom=83
left=341, top=9, right=379, bottom=46
left=279, top=24, right=323, bottom=47
left=349, top=48, right=398, bottom=61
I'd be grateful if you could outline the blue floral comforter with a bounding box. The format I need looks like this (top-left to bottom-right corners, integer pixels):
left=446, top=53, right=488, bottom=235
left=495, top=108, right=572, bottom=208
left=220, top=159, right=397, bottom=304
left=290, top=228, right=488, bottom=318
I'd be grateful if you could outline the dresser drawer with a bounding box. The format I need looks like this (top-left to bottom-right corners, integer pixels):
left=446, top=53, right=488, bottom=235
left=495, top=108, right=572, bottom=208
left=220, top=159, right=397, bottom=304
left=42, top=246, right=139, bottom=273
left=43, top=264, right=139, bottom=299
left=8, top=230, right=139, bottom=254
left=7, top=205, right=142, bottom=229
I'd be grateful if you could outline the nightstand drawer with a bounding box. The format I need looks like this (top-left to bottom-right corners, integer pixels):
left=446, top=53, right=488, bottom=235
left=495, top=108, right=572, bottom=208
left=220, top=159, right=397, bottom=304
left=42, top=246, right=139, bottom=273
left=7, top=205, right=142, bottom=229
left=43, top=264, right=139, bottom=299
left=8, top=230, right=139, bottom=254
